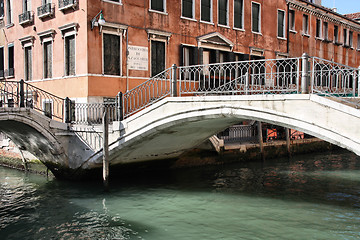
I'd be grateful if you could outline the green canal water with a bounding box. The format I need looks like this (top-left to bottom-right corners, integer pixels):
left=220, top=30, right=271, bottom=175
left=1, top=151, right=360, bottom=239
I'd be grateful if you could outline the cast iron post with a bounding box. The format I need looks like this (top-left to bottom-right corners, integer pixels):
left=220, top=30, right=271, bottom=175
left=116, top=92, right=123, bottom=121
left=64, top=97, right=71, bottom=123
left=19, top=79, right=25, bottom=108
left=171, top=64, right=177, bottom=97
left=301, top=53, right=310, bottom=94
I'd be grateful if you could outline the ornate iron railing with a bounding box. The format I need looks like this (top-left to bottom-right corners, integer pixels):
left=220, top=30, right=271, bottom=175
left=178, top=58, right=301, bottom=96
left=19, top=11, right=33, bottom=24
left=122, top=67, right=173, bottom=118
left=58, top=0, right=77, bottom=10
left=72, top=102, right=117, bottom=125
left=0, top=80, right=65, bottom=121
left=37, top=3, right=53, bottom=18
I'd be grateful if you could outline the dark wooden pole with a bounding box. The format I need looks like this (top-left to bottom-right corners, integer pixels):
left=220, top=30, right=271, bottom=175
left=285, top=128, right=291, bottom=157
left=257, top=121, right=265, bottom=161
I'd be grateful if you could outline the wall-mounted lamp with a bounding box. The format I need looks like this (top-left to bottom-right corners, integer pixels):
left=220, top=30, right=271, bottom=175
left=90, top=10, right=106, bottom=34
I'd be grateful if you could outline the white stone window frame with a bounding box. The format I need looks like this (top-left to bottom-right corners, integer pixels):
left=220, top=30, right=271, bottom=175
left=101, top=23, right=127, bottom=77
left=59, top=23, right=78, bottom=77
left=38, top=29, right=55, bottom=80
left=217, top=0, right=229, bottom=27
left=102, top=0, right=122, bottom=6
left=22, top=0, right=31, bottom=12
left=233, top=0, right=244, bottom=31
left=200, top=0, right=213, bottom=24
left=149, top=0, right=167, bottom=15
left=315, top=18, right=322, bottom=40
left=181, top=0, right=196, bottom=21
left=147, top=30, right=171, bottom=77
left=19, top=36, right=34, bottom=81
left=302, top=14, right=309, bottom=37
left=277, top=9, right=286, bottom=40
left=289, top=9, right=296, bottom=33
left=251, top=1, right=261, bottom=35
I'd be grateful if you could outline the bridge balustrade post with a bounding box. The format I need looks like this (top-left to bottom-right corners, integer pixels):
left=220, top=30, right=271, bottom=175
left=301, top=53, right=310, bottom=94
left=116, top=92, right=124, bottom=121
left=171, top=64, right=177, bottom=97
left=19, top=79, right=25, bottom=108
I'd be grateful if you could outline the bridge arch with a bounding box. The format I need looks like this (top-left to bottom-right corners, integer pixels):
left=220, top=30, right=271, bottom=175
left=0, top=108, right=67, bottom=171
left=89, top=94, right=360, bottom=166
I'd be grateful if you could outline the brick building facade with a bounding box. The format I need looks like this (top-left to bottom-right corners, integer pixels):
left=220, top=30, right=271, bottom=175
left=0, top=0, right=359, bottom=107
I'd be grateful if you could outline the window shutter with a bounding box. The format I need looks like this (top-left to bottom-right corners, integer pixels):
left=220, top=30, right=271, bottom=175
left=252, top=3, right=260, bottom=32
left=182, top=0, right=192, bottom=18
left=179, top=44, right=184, bottom=66
left=103, top=34, right=120, bottom=75
left=218, top=0, right=227, bottom=25
left=234, top=0, right=243, bottom=28
left=201, top=0, right=211, bottom=22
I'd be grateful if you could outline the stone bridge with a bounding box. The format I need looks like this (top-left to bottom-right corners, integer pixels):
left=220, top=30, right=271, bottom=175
left=0, top=55, right=359, bottom=179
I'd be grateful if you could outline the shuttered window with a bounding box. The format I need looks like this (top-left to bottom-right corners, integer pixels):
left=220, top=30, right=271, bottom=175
left=24, top=46, right=32, bottom=81
left=8, top=44, right=14, bottom=76
left=151, top=41, right=165, bottom=77
left=65, top=35, right=75, bottom=76
left=182, top=0, right=193, bottom=18
left=277, top=10, right=285, bottom=38
left=252, top=2, right=260, bottom=33
left=316, top=19, right=321, bottom=38
left=103, top=33, right=120, bottom=76
left=43, top=41, right=52, bottom=79
left=234, top=0, right=243, bottom=29
left=218, top=0, right=228, bottom=25
left=151, top=0, right=164, bottom=12
left=201, top=0, right=211, bottom=22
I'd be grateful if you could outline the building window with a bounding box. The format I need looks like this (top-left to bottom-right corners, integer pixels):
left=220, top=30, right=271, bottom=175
left=316, top=19, right=321, bottom=38
left=343, top=29, right=348, bottom=46
left=0, top=47, right=4, bottom=78
left=151, top=0, right=165, bottom=12
left=24, top=46, right=32, bottom=81
left=201, top=0, right=211, bottom=22
left=23, top=0, right=31, bottom=12
left=182, top=0, right=193, bottom=19
left=218, top=0, right=228, bottom=26
left=251, top=2, right=261, bottom=33
left=0, top=0, right=4, bottom=18
left=334, top=25, right=339, bottom=43
left=64, top=35, right=75, bottom=76
left=303, top=14, right=309, bottom=35
left=8, top=44, right=14, bottom=77
left=233, top=0, right=243, bottom=29
left=151, top=41, right=165, bottom=77
left=277, top=10, right=285, bottom=38
left=43, top=41, right=52, bottom=79
left=349, top=31, right=353, bottom=47
left=6, top=0, right=11, bottom=24
left=43, top=100, right=52, bottom=118
left=323, top=22, right=328, bottom=40
left=289, top=10, right=295, bottom=32
left=103, top=33, right=121, bottom=76
left=357, top=34, right=360, bottom=50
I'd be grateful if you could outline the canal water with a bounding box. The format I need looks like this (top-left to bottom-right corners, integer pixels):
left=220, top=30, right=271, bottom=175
left=1, top=151, right=360, bottom=240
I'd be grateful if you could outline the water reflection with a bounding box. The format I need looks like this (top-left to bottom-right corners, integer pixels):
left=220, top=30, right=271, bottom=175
left=1, top=151, right=360, bottom=239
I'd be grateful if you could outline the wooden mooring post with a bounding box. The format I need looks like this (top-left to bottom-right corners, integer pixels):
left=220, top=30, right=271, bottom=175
left=285, top=128, right=292, bottom=157
left=103, top=110, right=109, bottom=191
left=257, top=121, right=265, bottom=161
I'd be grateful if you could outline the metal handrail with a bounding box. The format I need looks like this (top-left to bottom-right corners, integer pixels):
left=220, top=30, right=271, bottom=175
left=122, top=67, right=172, bottom=118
